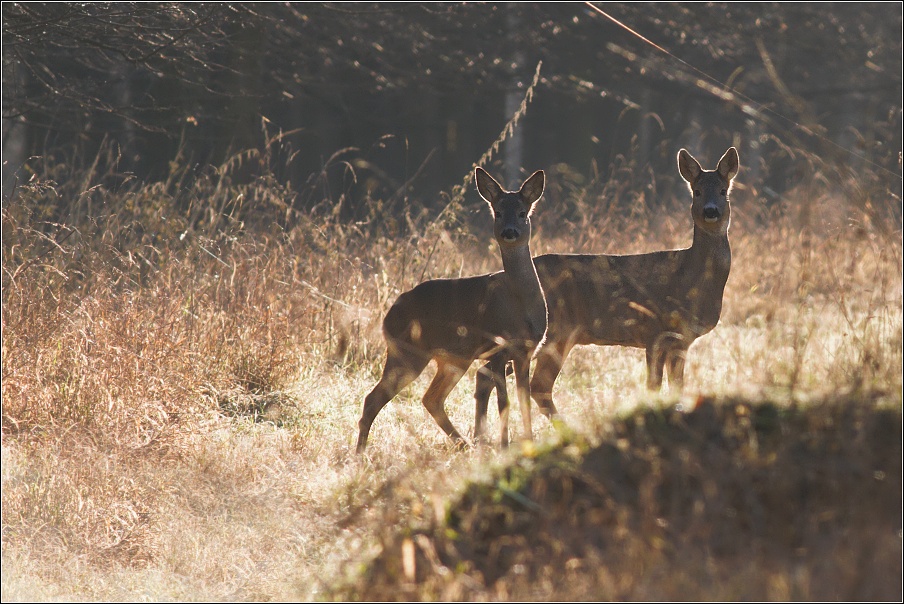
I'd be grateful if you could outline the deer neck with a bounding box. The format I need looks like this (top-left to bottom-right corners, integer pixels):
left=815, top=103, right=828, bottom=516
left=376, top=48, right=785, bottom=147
left=499, top=243, right=547, bottom=331
left=686, top=223, right=731, bottom=288
left=691, top=224, right=731, bottom=270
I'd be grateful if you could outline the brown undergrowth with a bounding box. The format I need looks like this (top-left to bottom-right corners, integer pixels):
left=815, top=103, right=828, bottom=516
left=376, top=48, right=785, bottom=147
left=2, top=145, right=902, bottom=600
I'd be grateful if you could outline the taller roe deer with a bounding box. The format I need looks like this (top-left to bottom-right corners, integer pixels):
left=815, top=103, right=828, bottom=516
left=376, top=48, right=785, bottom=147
left=356, top=168, right=547, bottom=453
left=474, top=148, right=738, bottom=440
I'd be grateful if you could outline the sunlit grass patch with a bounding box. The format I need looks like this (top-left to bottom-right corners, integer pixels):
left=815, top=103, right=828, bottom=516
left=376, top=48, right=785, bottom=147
left=2, top=146, right=900, bottom=600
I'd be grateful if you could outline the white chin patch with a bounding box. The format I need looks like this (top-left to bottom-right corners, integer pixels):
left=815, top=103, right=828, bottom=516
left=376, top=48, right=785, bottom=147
left=704, top=216, right=720, bottom=223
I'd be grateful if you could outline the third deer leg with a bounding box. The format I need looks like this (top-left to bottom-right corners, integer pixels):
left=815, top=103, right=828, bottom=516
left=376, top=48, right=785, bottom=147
left=422, top=361, right=468, bottom=447
left=474, top=357, right=508, bottom=446
left=493, top=361, right=510, bottom=447
left=512, top=355, right=533, bottom=442
left=645, top=345, right=666, bottom=391
left=530, top=340, right=570, bottom=418
left=474, top=363, right=492, bottom=443
left=665, top=347, right=687, bottom=392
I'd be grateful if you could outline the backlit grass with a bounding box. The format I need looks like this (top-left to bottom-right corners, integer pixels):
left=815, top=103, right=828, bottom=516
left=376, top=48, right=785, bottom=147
left=2, top=148, right=901, bottom=600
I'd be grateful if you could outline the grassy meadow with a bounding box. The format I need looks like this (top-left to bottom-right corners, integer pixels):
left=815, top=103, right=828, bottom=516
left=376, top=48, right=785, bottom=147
left=2, top=145, right=902, bottom=600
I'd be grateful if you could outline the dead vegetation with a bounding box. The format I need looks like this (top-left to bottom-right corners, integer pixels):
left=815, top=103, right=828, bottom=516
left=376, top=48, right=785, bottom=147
left=2, top=144, right=902, bottom=600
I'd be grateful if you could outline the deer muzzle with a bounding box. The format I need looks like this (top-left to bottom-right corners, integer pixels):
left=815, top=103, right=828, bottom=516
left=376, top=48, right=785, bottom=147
left=702, top=205, right=722, bottom=222
left=500, top=227, right=521, bottom=242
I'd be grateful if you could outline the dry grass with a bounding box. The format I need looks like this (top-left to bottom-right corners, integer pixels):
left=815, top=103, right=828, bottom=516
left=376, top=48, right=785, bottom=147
left=2, top=146, right=901, bottom=601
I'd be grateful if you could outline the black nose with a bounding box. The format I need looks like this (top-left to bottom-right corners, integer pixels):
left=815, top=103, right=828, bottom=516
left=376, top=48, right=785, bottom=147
left=500, top=227, right=520, bottom=241
left=703, top=206, right=721, bottom=221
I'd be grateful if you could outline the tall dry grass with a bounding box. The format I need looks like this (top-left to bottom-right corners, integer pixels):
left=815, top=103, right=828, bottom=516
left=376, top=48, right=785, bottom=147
left=2, top=141, right=901, bottom=600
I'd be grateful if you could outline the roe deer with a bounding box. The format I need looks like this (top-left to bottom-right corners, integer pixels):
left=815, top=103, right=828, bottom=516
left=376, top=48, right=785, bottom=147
left=474, top=148, right=738, bottom=440
left=356, top=168, right=547, bottom=453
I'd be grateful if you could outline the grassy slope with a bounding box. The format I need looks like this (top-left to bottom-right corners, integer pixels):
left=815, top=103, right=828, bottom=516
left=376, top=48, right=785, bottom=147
left=335, top=393, right=902, bottom=601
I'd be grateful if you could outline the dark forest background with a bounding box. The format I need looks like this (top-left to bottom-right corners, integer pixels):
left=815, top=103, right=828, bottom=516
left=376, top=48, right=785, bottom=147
left=2, top=2, right=902, bottom=222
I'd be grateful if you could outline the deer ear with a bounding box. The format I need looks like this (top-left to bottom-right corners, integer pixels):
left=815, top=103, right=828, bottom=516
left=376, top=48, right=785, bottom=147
left=717, top=147, right=740, bottom=181
left=519, top=170, right=545, bottom=213
left=677, top=149, right=702, bottom=183
left=475, top=167, right=504, bottom=206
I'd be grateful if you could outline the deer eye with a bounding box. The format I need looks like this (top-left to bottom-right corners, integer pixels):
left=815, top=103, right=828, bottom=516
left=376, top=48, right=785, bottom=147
left=694, top=190, right=701, bottom=197
left=519, top=211, right=527, bottom=219
left=721, top=189, right=727, bottom=196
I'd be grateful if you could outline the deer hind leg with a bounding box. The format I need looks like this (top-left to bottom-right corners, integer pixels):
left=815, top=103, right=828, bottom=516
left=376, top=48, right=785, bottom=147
left=493, top=361, right=511, bottom=447
left=474, top=356, right=508, bottom=445
left=512, top=354, right=534, bottom=442
left=422, top=360, right=468, bottom=447
left=357, top=349, right=429, bottom=454
left=645, top=344, right=666, bottom=391
left=665, top=346, right=688, bottom=392
left=530, top=339, right=571, bottom=418
left=647, top=332, right=685, bottom=392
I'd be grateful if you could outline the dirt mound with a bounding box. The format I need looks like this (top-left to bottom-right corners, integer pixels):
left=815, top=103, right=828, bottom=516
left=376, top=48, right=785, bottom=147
left=339, top=392, right=902, bottom=601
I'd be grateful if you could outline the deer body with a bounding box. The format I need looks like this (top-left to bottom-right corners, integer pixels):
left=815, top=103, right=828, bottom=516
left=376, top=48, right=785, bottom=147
left=356, top=168, right=547, bottom=453
left=474, top=148, right=738, bottom=439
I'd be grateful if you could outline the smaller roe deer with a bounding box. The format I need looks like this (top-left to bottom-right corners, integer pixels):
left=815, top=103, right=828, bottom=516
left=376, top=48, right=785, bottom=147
left=356, top=168, right=547, bottom=453
left=474, top=148, right=739, bottom=441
